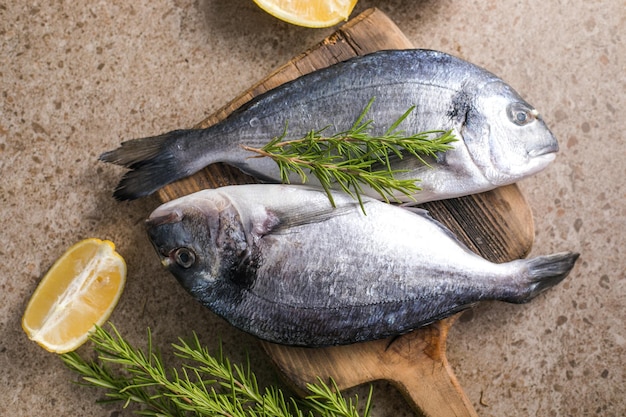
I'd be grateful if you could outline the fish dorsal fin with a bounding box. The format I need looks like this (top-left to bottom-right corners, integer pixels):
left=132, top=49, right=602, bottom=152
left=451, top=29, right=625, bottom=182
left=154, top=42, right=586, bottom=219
left=400, top=205, right=474, bottom=252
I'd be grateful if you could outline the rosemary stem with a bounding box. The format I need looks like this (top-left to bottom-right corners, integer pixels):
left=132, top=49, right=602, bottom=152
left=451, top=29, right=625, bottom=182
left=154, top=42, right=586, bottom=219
left=239, top=98, right=456, bottom=210
left=61, top=324, right=372, bottom=417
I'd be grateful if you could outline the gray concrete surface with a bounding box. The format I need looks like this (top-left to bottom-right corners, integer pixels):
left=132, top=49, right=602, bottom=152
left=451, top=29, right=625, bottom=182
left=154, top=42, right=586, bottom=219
left=1, top=1, right=624, bottom=416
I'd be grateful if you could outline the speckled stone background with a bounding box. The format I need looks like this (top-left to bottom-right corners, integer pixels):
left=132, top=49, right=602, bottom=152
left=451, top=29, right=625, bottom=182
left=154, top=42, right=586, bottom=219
left=1, top=1, right=624, bottom=416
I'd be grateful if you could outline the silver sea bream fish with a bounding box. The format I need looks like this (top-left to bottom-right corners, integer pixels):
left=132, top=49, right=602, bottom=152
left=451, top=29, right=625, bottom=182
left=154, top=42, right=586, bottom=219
left=146, top=184, right=578, bottom=347
left=101, top=49, right=558, bottom=202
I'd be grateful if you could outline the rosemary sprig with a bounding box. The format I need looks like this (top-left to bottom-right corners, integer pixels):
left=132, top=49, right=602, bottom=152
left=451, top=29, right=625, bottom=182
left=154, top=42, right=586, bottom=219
left=241, top=98, right=457, bottom=208
left=61, top=324, right=372, bottom=417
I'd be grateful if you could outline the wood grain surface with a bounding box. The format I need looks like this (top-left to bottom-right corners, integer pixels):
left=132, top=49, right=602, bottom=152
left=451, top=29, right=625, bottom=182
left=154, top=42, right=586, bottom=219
left=156, top=8, right=535, bottom=417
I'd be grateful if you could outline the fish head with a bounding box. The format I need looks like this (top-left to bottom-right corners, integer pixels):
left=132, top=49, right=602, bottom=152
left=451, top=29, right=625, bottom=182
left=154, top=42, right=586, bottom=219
left=145, top=192, right=248, bottom=297
left=462, top=81, right=558, bottom=186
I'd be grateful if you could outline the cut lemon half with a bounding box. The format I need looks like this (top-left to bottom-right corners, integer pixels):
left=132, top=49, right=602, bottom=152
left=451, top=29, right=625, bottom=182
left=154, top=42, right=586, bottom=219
left=22, top=238, right=126, bottom=353
left=253, top=0, right=358, bottom=28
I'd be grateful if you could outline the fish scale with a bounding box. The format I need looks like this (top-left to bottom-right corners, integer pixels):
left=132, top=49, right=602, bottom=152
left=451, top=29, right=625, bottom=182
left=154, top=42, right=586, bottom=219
left=145, top=184, right=578, bottom=347
left=100, top=49, right=559, bottom=204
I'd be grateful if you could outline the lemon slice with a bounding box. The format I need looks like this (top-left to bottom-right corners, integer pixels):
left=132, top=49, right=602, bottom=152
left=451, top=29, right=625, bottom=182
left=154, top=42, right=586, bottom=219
left=22, top=238, right=127, bottom=353
left=253, top=0, right=358, bottom=28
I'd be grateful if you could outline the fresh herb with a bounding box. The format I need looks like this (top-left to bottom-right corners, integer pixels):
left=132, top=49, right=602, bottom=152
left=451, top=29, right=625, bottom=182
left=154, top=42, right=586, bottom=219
left=61, top=324, right=372, bottom=417
left=241, top=97, right=456, bottom=208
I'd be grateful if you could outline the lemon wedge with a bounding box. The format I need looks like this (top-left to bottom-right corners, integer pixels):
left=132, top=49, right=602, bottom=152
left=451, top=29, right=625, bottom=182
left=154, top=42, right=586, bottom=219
left=22, top=238, right=127, bottom=353
left=253, top=0, right=358, bottom=28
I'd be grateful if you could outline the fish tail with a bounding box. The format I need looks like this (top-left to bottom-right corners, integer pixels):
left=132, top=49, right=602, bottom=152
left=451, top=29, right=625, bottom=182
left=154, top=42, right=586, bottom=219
left=509, top=252, right=579, bottom=303
left=99, top=129, right=201, bottom=201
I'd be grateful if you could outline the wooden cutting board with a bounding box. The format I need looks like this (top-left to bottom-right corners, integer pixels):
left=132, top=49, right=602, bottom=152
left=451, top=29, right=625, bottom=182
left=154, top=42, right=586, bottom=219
left=156, top=8, right=534, bottom=417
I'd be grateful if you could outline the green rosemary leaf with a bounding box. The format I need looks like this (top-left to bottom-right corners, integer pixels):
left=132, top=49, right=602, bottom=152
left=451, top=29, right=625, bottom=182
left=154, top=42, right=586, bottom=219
left=61, top=324, right=371, bottom=417
left=241, top=98, right=456, bottom=210
left=384, top=104, right=416, bottom=136
left=350, top=97, right=375, bottom=131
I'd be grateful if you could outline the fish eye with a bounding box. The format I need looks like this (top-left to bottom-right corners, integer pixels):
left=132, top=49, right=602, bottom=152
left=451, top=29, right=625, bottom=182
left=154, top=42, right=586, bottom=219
left=507, top=103, right=536, bottom=126
left=173, top=247, right=196, bottom=269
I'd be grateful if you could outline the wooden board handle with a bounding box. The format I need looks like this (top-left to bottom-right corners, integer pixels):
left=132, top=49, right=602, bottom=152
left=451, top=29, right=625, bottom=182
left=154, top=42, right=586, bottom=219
left=262, top=316, right=479, bottom=417
left=381, top=318, right=479, bottom=417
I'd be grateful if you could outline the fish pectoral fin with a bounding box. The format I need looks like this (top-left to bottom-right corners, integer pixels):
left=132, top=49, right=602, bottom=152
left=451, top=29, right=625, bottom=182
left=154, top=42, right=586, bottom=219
left=263, top=202, right=361, bottom=235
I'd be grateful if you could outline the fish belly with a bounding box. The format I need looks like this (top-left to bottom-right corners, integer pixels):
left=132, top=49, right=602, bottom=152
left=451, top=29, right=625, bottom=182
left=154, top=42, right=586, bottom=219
left=222, top=188, right=503, bottom=345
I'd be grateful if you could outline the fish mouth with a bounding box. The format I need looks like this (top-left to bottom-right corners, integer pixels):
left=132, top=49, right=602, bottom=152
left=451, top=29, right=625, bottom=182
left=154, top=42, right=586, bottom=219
left=149, top=240, right=174, bottom=269
left=159, top=256, right=173, bottom=268
left=145, top=209, right=185, bottom=269
left=528, top=142, right=559, bottom=158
